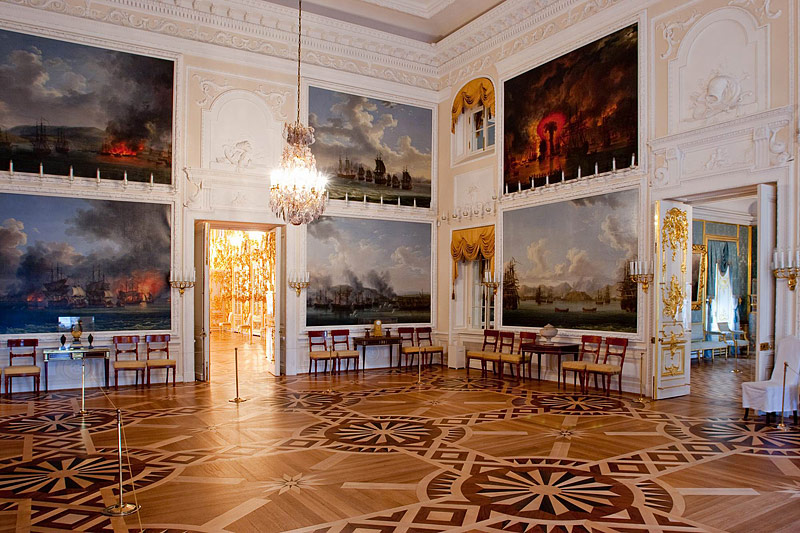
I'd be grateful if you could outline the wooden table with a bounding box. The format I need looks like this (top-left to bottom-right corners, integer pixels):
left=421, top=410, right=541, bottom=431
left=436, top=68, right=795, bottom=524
left=42, top=346, right=111, bottom=392
left=519, top=341, right=581, bottom=386
left=352, top=335, right=403, bottom=371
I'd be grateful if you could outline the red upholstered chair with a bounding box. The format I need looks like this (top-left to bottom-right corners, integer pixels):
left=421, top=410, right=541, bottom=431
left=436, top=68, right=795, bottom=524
left=466, top=329, right=499, bottom=378
left=586, top=337, right=629, bottom=395
left=307, top=331, right=334, bottom=375
left=145, top=334, right=175, bottom=387
left=113, top=335, right=144, bottom=390
left=4, top=339, right=40, bottom=396
left=417, top=327, right=445, bottom=370
left=561, top=335, right=602, bottom=393
left=330, top=329, right=359, bottom=373
left=398, top=326, right=419, bottom=369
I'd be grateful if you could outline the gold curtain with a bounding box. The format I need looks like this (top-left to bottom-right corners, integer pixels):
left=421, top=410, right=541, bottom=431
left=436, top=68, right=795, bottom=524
left=451, top=77, right=495, bottom=133
left=450, top=225, right=495, bottom=281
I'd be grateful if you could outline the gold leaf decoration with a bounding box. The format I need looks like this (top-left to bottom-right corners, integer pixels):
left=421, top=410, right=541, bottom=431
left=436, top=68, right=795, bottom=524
left=661, top=207, right=688, bottom=265
left=661, top=275, right=684, bottom=320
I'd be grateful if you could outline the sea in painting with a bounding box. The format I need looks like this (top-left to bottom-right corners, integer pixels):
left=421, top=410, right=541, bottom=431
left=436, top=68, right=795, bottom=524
left=502, top=189, right=638, bottom=332
left=308, top=86, right=432, bottom=208
left=503, top=25, right=638, bottom=191
left=306, top=216, right=431, bottom=327
left=0, top=29, right=173, bottom=183
left=0, top=194, right=171, bottom=333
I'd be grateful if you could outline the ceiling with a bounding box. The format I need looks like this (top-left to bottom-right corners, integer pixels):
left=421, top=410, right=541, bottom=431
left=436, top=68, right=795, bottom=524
left=261, top=0, right=507, bottom=43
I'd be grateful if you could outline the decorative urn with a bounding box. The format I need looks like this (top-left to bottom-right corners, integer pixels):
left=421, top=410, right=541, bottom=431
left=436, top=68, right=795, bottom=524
left=540, top=323, right=558, bottom=343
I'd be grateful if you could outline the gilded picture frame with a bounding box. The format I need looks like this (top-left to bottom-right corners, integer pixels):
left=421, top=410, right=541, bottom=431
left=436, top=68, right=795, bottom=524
left=691, top=244, right=707, bottom=311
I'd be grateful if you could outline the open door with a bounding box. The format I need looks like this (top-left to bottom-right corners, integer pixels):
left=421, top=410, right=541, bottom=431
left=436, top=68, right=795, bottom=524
left=755, top=184, right=776, bottom=381
left=654, top=200, right=693, bottom=399
left=193, top=222, right=210, bottom=381
left=270, top=226, right=282, bottom=375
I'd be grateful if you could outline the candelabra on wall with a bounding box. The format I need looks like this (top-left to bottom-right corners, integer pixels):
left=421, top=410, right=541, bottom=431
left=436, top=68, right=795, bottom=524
left=170, top=268, right=196, bottom=295
left=438, top=196, right=497, bottom=226
left=480, top=269, right=500, bottom=295
left=288, top=270, right=310, bottom=296
left=628, top=260, right=653, bottom=292
left=772, top=248, right=799, bottom=291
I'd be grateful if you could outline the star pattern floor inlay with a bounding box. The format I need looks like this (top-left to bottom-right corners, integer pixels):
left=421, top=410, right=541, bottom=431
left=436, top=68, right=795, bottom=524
left=0, top=355, right=798, bottom=532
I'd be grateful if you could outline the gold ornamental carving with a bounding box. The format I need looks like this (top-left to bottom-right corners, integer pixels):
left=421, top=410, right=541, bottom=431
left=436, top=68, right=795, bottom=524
left=659, top=327, right=686, bottom=377
left=661, top=207, right=689, bottom=268
left=661, top=275, right=684, bottom=320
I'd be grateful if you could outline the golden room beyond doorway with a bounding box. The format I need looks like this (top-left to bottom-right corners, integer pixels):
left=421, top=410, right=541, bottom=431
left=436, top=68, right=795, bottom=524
left=208, top=228, right=277, bottom=381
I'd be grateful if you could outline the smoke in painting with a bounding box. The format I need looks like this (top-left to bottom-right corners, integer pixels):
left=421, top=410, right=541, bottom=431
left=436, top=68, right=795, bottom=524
left=0, top=194, right=171, bottom=333
left=0, top=29, right=173, bottom=183
left=504, top=25, right=638, bottom=191
left=306, top=216, right=431, bottom=326
left=502, top=189, right=638, bottom=332
left=308, top=87, right=433, bottom=208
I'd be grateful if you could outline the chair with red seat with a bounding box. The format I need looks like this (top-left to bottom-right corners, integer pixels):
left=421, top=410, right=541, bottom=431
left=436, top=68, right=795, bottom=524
left=330, top=329, right=359, bottom=373
left=145, top=334, right=176, bottom=387
left=113, top=335, right=144, bottom=389
left=4, top=339, right=40, bottom=396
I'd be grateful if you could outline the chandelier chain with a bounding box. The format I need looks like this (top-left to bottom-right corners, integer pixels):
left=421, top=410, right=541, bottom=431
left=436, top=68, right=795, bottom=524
left=296, top=0, right=301, bottom=125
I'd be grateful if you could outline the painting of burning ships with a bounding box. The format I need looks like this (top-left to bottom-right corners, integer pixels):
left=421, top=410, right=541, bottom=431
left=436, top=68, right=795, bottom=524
left=306, top=216, right=432, bottom=327
left=308, top=86, right=433, bottom=208
left=0, top=28, right=173, bottom=183
left=501, top=189, right=639, bottom=333
left=0, top=194, right=171, bottom=334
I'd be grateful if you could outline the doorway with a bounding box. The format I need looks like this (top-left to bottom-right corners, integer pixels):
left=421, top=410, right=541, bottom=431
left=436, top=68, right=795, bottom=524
left=201, top=225, right=280, bottom=382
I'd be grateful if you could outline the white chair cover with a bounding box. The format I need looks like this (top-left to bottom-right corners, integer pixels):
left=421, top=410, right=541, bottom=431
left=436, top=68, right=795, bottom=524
left=741, top=336, right=800, bottom=413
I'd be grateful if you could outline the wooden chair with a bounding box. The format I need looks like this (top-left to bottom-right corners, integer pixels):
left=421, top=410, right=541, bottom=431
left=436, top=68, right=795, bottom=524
left=561, top=335, right=602, bottom=393
left=4, top=339, right=40, bottom=396
left=498, top=331, right=529, bottom=380
left=466, top=329, right=499, bottom=378
left=398, top=326, right=420, bottom=369
left=145, top=334, right=176, bottom=387
left=585, top=337, right=629, bottom=396
left=417, top=327, right=445, bottom=370
left=330, top=329, right=359, bottom=373
left=307, top=331, right=335, bottom=375
left=518, top=331, right=538, bottom=379
left=113, top=335, right=144, bottom=390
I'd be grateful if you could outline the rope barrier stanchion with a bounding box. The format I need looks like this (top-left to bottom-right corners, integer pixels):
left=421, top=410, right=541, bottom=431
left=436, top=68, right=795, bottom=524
left=102, top=408, right=140, bottom=517
left=778, top=362, right=789, bottom=431
left=79, top=356, right=88, bottom=415
left=633, top=351, right=651, bottom=407
left=229, top=347, right=247, bottom=403
left=417, top=348, right=422, bottom=386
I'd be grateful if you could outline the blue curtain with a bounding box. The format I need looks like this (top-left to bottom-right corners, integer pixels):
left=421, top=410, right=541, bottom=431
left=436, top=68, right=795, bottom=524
left=707, top=240, right=739, bottom=330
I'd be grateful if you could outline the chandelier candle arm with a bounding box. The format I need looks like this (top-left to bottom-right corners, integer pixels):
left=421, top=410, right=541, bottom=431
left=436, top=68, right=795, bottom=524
left=288, top=270, right=310, bottom=296
left=628, top=259, right=653, bottom=293
left=772, top=248, right=799, bottom=291
left=170, top=267, right=196, bottom=295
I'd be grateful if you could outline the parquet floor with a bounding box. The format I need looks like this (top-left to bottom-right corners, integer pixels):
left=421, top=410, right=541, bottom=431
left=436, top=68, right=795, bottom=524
left=1, top=355, right=798, bottom=532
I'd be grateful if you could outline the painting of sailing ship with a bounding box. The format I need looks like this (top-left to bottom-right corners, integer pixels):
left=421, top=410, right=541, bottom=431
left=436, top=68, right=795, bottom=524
left=0, top=193, right=171, bottom=333
left=308, top=86, right=433, bottom=208
left=504, top=25, right=638, bottom=191
left=0, top=28, right=173, bottom=183
left=502, top=189, right=638, bottom=332
left=306, top=216, right=432, bottom=326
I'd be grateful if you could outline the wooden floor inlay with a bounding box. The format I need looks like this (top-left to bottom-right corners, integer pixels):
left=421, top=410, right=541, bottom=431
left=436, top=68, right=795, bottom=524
left=0, top=358, right=798, bottom=532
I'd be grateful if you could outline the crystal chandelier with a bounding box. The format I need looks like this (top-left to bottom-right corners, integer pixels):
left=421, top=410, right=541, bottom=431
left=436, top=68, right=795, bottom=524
left=270, top=0, right=327, bottom=225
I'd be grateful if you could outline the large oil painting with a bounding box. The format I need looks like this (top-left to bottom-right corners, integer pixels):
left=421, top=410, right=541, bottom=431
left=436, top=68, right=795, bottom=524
left=0, top=29, right=174, bottom=183
left=502, top=189, right=638, bottom=332
left=504, top=25, right=638, bottom=191
left=306, top=216, right=431, bottom=326
left=0, top=194, right=171, bottom=333
left=308, top=86, right=432, bottom=208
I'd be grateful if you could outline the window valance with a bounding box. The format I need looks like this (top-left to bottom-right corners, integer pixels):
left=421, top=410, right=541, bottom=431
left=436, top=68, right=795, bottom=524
left=451, top=77, right=495, bottom=133
left=450, top=225, right=495, bottom=281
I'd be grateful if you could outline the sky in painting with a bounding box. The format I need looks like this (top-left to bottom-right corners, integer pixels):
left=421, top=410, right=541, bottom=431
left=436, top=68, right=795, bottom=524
left=0, top=193, right=170, bottom=296
left=0, top=28, right=172, bottom=146
left=308, top=86, right=432, bottom=181
left=503, top=189, right=638, bottom=291
left=307, top=216, right=431, bottom=295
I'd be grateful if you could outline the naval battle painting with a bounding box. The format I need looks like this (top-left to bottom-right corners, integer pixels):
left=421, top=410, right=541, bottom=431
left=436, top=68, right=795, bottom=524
left=306, top=216, right=432, bottom=327
left=0, top=194, right=171, bottom=333
left=502, top=189, right=638, bottom=333
left=0, top=29, right=173, bottom=183
left=308, top=86, right=433, bottom=208
left=503, top=25, right=638, bottom=192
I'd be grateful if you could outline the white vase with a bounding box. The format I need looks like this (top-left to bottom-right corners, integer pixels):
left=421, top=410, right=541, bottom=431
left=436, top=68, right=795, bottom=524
left=540, top=323, right=558, bottom=343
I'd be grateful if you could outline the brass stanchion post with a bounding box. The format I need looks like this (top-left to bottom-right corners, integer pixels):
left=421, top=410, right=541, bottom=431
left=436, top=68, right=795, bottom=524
left=102, top=409, right=140, bottom=516
left=778, top=362, right=789, bottom=431
left=634, top=351, right=650, bottom=407
left=79, top=356, right=87, bottom=415
left=229, top=347, right=247, bottom=403
left=417, top=348, right=422, bottom=385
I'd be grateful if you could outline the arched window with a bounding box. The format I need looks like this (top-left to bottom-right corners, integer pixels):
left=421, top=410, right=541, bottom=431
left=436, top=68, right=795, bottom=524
left=451, top=78, right=495, bottom=162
